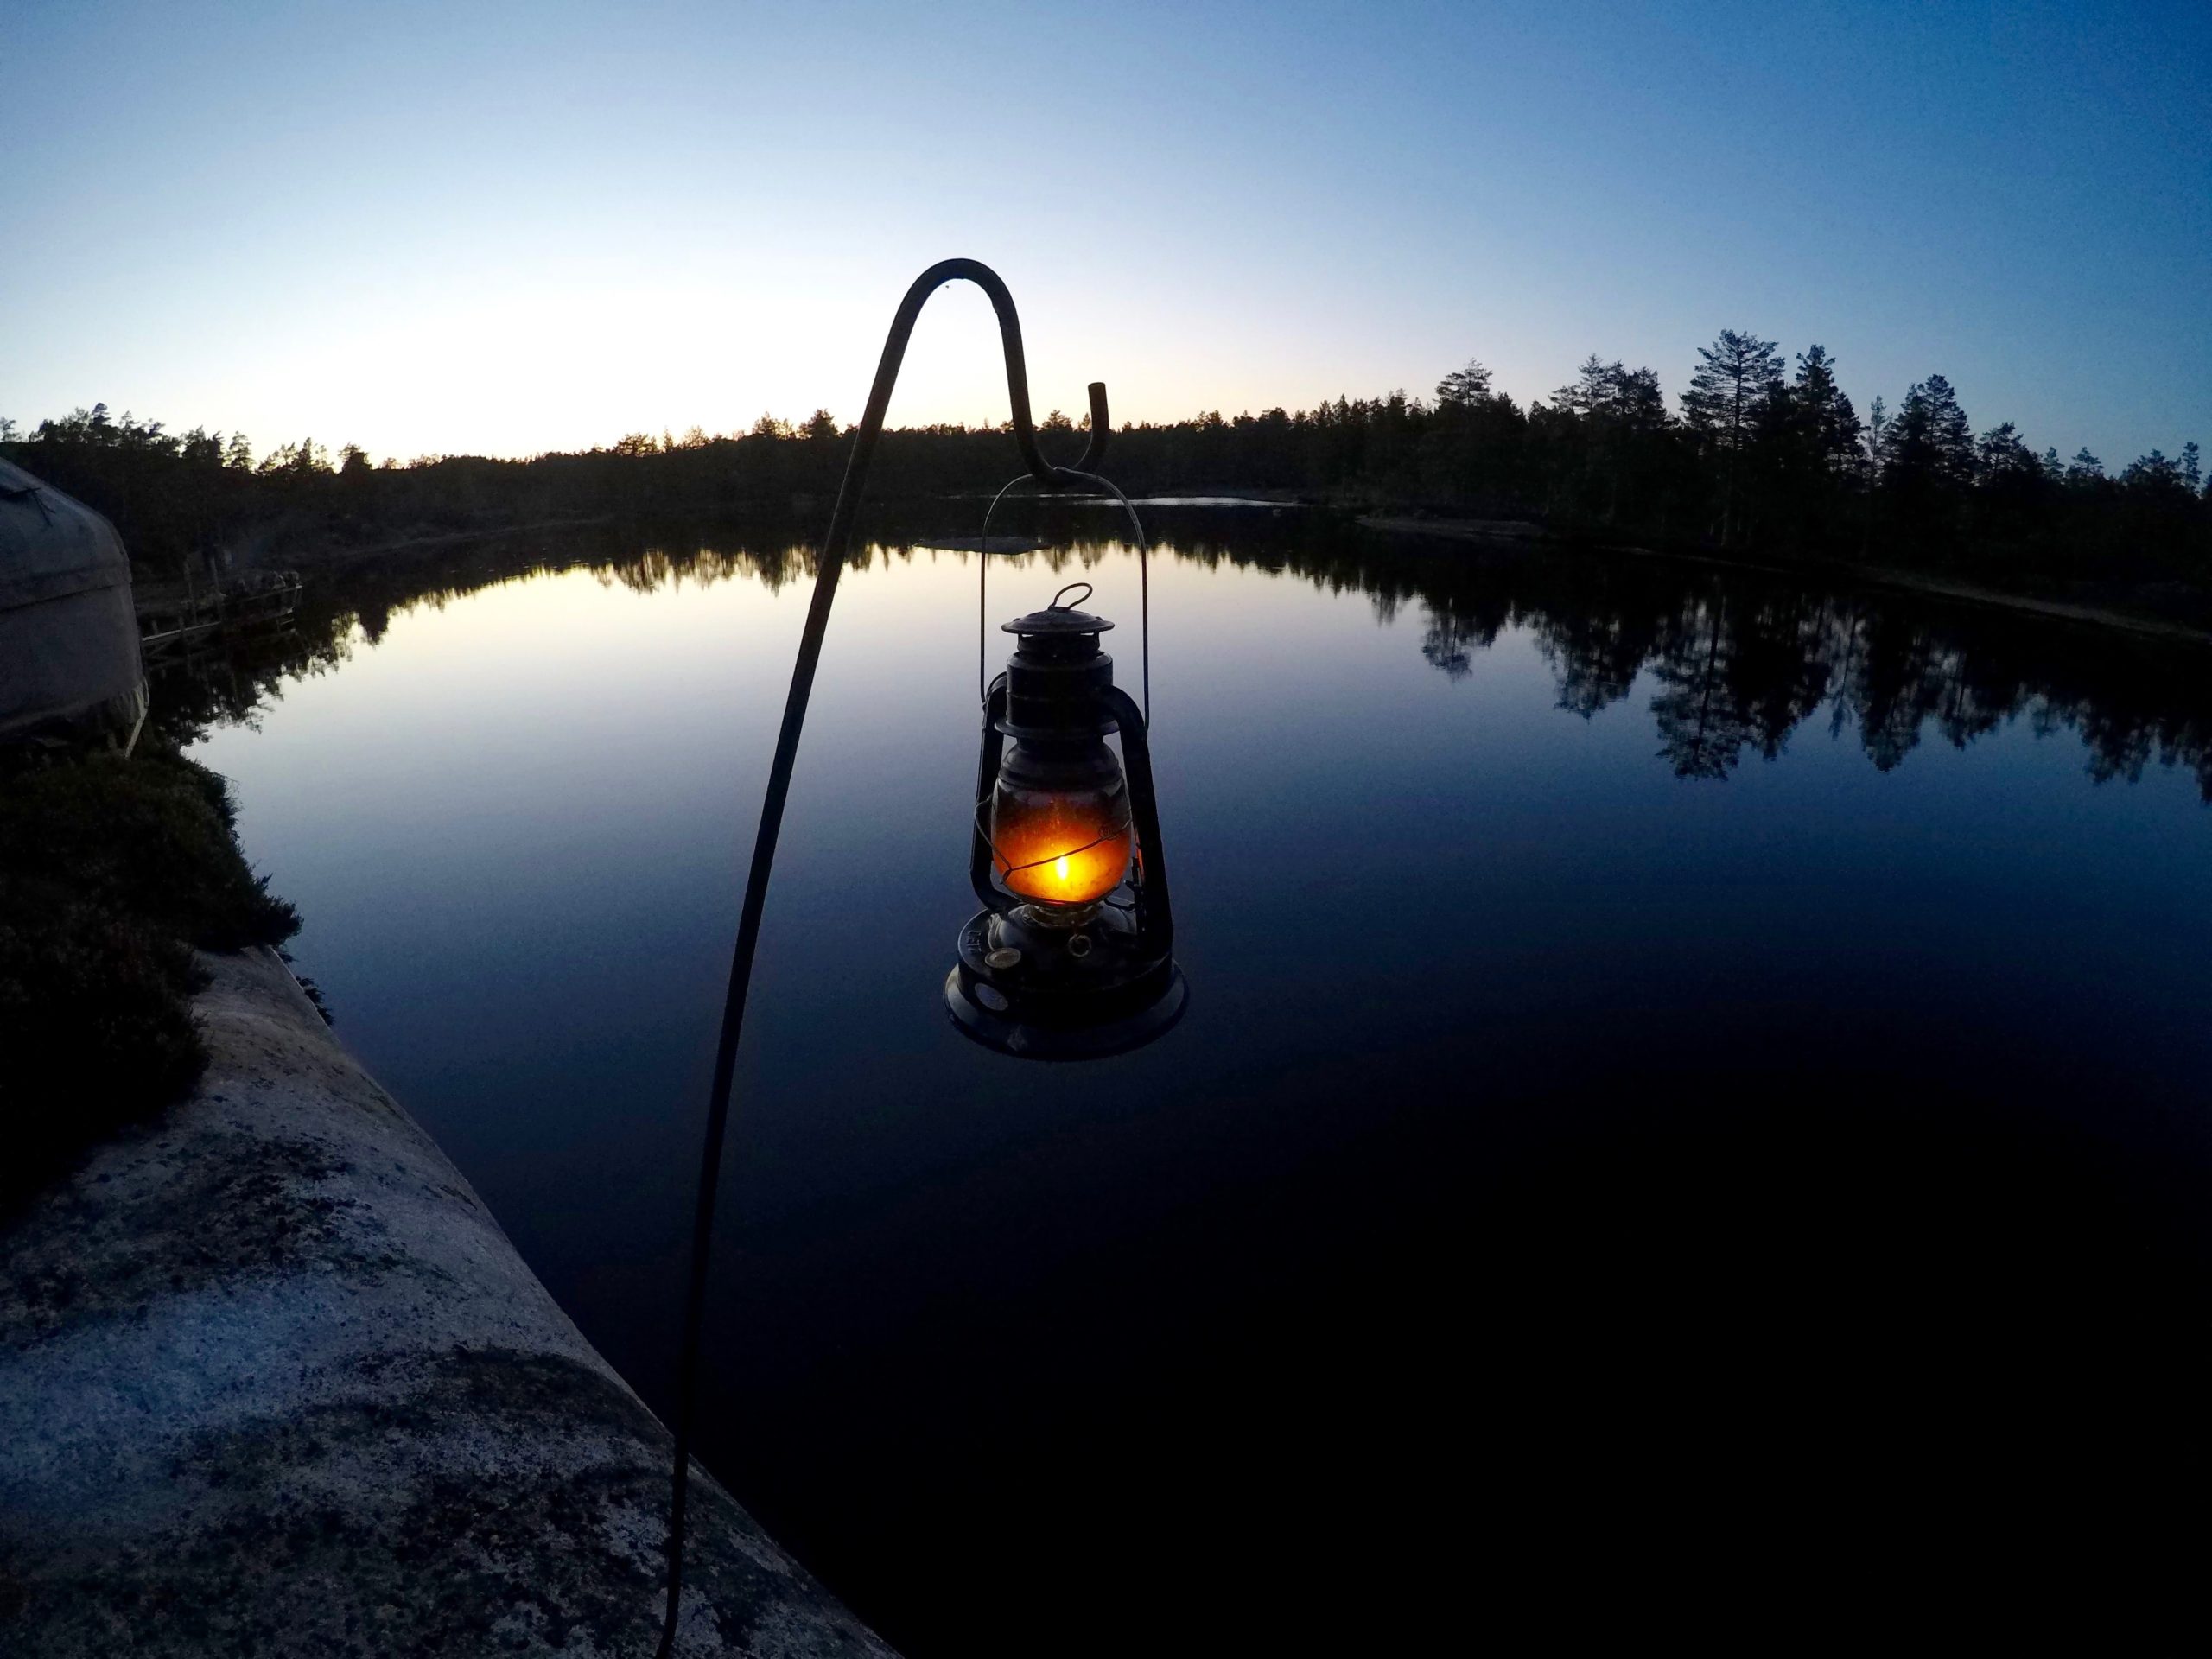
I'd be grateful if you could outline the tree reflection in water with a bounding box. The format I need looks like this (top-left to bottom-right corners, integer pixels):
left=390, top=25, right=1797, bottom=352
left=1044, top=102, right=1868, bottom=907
left=1332, top=527, right=2212, bottom=794
left=163, top=506, right=2212, bottom=803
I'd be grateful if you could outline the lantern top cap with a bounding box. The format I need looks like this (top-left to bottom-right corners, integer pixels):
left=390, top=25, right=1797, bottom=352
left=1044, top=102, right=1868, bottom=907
left=1004, top=582, right=1114, bottom=638
left=1003, top=605, right=1114, bottom=637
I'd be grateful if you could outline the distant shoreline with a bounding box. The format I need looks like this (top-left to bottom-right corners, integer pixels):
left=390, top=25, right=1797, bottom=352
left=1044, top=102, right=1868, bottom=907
left=221, top=493, right=2212, bottom=652
left=262, top=514, right=616, bottom=571
left=1360, top=512, right=2212, bottom=649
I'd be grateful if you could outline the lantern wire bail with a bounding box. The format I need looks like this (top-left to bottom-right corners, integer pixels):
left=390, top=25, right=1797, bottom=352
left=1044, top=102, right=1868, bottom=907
left=976, top=466, right=1152, bottom=722
left=656, top=258, right=1129, bottom=1659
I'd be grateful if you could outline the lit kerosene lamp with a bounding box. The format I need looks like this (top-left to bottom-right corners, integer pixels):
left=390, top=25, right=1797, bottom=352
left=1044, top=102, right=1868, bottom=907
left=946, top=584, right=1185, bottom=1058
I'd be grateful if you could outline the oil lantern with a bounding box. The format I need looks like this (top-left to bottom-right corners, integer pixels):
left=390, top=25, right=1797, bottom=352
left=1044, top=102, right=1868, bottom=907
left=946, top=585, right=1185, bottom=1058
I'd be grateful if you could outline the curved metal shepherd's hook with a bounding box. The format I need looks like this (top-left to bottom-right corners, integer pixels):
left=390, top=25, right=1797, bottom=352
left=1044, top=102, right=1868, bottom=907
left=656, top=259, right=1107, bottom=1655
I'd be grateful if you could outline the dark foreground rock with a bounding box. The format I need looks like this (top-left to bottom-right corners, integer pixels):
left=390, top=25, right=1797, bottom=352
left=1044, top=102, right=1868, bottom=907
left=0, top=948, right=894, bottom=1657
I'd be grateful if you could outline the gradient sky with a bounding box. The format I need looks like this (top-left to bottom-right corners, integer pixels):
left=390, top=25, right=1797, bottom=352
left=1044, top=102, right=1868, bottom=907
left=5, top=1, right=2205, bottom=467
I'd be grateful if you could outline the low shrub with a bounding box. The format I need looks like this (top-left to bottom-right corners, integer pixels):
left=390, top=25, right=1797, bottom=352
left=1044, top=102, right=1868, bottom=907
left=0, top=747, right=299, bottom=1206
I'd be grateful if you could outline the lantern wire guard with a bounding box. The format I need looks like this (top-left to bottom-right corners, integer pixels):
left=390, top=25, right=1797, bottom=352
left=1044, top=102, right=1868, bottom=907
left=655, top=260, right=1171, bottom=1656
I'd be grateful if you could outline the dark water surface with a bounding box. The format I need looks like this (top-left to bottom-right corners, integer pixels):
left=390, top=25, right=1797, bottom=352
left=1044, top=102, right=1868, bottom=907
left=194, top=510, right=2212, bottom=1649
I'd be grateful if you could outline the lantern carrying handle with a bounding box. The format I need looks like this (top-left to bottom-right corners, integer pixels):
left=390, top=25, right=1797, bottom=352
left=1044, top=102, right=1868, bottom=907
left=656, top=258, right=1112, bottom=1658
left=976, top=471, right=1153, bottom=721
left=1049, top=582, right=1093, bottom=611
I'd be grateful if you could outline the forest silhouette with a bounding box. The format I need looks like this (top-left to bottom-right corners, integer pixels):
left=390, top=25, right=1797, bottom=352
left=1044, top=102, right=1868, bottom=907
left=6, top=328, right=2207, bottom=607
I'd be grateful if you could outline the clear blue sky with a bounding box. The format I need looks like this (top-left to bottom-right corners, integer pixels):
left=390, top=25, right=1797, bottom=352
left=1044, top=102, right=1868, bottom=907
left=4, top=1, right=2204, bottom=467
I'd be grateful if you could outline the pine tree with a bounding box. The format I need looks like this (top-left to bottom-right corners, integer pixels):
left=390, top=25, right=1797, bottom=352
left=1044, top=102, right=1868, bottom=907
left=1885, top=374, right=1974, bottom=493
left=1680, top=328, right=1783, bottom=543
left=1927, top=377, right=1974, bottom=485
left=2121, top=450, right=2187, bottom=495
left=1859, top=396, right=1888, bottom=553
left=1547, top=359, right=1671, bottom=522
left=1864, top=397, right=1888, bottom=477
left=1976, top=421, right=2036, bottom=482
left=1551, top=356, right=1615, bottom=418
left=1787, top=346, right=1861, bottom=474
left=1435, top=360, right=1494, bottom=410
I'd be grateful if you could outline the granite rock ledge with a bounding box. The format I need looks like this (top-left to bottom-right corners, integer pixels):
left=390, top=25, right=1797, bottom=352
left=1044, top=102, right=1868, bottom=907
left=0, top=947, right=895, bottom=1658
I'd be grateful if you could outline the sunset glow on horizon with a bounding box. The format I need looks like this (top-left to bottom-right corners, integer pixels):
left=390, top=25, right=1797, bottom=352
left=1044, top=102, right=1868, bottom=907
left=6, top=1, right=2205, bottom=467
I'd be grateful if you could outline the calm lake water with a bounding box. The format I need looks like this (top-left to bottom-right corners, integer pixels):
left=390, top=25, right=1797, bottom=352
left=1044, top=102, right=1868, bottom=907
left=194, top=508, right=2212, bottom=1649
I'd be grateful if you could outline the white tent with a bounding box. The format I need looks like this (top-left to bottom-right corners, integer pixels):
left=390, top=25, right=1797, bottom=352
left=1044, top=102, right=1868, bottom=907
left=0, top=458, right=147, bottom=747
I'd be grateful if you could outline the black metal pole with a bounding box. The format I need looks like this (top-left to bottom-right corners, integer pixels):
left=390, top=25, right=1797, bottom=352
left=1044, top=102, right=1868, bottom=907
left=656, top=259, right=1108, bottom=1656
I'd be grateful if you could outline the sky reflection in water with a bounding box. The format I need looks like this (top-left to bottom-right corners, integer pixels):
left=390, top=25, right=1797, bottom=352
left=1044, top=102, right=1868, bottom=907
left=193, top=514, right=2212, bottom=1654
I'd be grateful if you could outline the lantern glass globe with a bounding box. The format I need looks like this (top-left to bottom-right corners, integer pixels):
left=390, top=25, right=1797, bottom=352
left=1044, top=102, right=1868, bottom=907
left=989, top=757, right=1132, bottom=906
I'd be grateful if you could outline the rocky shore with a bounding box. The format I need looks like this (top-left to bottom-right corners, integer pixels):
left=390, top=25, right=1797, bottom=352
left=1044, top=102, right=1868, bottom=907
left=0, top=948, right=893, bottom=1658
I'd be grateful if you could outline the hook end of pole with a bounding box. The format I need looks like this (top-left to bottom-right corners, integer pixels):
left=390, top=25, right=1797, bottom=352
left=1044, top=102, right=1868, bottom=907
left=1076, top=382, right=1111, bottom=475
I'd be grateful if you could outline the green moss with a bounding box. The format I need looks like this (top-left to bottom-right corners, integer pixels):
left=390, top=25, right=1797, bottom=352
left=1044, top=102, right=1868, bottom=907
left=0, top=747, right=299, bottom=1206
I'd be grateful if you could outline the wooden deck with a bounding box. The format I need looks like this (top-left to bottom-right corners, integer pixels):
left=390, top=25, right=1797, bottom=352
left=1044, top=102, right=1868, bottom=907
left=137, top=570, right=302, bottom=660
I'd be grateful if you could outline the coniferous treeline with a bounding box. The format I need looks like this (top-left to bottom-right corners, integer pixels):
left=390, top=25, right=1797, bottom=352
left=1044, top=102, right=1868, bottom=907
left=4, top=328, right=2205, bottom=592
